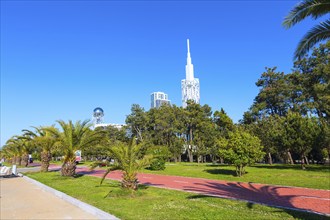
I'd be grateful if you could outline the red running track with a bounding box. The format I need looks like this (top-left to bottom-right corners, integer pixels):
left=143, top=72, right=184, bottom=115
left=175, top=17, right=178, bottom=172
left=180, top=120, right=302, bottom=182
left=67, top=167, right=330, bottom=216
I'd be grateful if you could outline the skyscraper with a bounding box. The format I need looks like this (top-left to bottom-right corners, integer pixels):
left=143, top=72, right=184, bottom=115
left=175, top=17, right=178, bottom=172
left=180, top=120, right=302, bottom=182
left=151, top=92, right=171, bottom=108
left=181, top=39, right=200, bottom=108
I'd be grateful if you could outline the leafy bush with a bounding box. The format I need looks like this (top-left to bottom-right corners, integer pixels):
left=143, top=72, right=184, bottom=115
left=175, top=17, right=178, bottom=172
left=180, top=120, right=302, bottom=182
left=218, top=130, right=265, bottom=177
left=149, top=157, right=166, bottom=170
left=146, top=146, right=170, bottom=170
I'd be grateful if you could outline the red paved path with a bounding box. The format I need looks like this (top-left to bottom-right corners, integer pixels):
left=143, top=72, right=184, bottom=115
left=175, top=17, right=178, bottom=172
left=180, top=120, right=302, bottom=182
left=73, top=167, right=330, bottom=216
left=48, top=166, right=330, bottom=216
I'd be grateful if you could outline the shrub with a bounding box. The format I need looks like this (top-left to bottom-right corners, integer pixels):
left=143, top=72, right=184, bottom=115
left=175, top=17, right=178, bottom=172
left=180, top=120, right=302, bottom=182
left=146, top=146, right=170, bottom=171
left=149, top=157, right=166, bottom=170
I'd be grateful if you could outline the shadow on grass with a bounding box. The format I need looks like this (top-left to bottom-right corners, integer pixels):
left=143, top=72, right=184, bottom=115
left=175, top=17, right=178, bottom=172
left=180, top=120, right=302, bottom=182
left=73, top=173, right=84, bottom=178
left=102, top=183, right=150, bottom=198
left=204, top=168, right=241, bottom=176
left=185, top=187, right=328, bottom=220
left=252, top=164, right=330, bottom=172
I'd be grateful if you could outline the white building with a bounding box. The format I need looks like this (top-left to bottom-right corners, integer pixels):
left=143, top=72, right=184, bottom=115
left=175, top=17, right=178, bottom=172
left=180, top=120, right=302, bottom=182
left=92, top=108, right=125, bottom=130
left=181, top=39, right=200, bottom=108
left=94, top=123, right=125, bottom=130
left=151, top=92, right=171, bottom=108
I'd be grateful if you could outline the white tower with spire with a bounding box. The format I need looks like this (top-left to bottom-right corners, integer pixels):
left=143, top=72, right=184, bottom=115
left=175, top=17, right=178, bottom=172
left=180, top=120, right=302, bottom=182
left=181, top=39, right=200, bottom=108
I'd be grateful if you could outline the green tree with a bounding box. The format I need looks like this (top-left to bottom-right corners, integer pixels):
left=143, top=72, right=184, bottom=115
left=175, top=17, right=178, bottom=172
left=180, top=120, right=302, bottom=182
left=2, top=138, right=22, bottom=165
left=49, top=120, right=101, bottom=176
left=22, top=126, right=58, bottom=172
left=92, top=141, right=152, bottom=190
left=283, top=0, right=330, bottom=60
left=249, top=115, right=285, bottom=165
left=218, top=130, right=265, bottom=177
left=252, top=67, right=289, bottom=118
left=146, top=145, right=171, bottom=170
left=147, top=104, right=184, bottom=162
left=193, top=118, right=217, bottom=163
left=283, top=111, right=321, bottom=169
left=183, top=101, right=212, bottom=162
left=293, top=41, right=330, bottom=120
left=126, top=104, right=148, bottom=142
left=320, top=121, right=330, bottom=160
left=6, top=136, right=33, bottom=167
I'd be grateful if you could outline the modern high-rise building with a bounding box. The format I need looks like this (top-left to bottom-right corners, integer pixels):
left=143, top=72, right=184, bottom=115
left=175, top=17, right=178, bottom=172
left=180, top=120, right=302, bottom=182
left=181, top=39, right=200, bottom=108
left=151, top=92, right=171, bottom=108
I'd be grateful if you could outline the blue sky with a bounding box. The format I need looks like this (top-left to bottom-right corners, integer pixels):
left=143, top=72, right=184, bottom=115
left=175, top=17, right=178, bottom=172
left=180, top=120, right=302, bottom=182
left=1, top=1, right=316, bottom=146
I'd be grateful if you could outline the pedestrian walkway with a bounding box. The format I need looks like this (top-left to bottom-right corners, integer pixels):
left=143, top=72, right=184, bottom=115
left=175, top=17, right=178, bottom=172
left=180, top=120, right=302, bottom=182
left=1, top=177, right=102, bottom=219
left=76, top=167, right=330, bottom=216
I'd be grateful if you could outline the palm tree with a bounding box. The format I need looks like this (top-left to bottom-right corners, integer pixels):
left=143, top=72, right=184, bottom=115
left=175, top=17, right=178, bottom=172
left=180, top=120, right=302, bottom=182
left=49, top=120, right=101, bottom=176
left=283, top=0, right=330, bottom=60
left=22, top=126, right=58, bottom=172
left=92, top=141, right=152, bottom=190
left=6, top=137, right=30, bottom=166
left=1, top=140, right=21, bottom=165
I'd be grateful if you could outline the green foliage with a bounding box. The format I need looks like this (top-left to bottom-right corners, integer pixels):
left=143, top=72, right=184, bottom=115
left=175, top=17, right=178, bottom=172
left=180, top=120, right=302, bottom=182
left=92, top=141, right=152, bottom=190
left=126, top=104, right=148, bottom=142
left=47, top=120, right=102, bottom=176
left=32, top=151, right=41, bottom=161
left=283, top=111, right=321, bottom=169
left=27, top=172, right=324, bottom=220
left=218, top=130, right=265, bottom=177
left=247, top=115, right=285, bottom=164
left=147, top=104, right=184, bottom=161
left=146, top=146, right=170, bottom=170
left=149, top=157, right=166, bottom=170
left=283, top=0, right=330, bottom=59
left=142, top=163, right=330, bottom=190
left=213, top=108, right=235, bottom=135
left=183, top=101, right=214, bottom=162
left=245, top=43, right=329, bottom=122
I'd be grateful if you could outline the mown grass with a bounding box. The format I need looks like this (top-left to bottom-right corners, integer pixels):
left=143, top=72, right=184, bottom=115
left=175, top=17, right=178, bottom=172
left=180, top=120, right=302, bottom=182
left=26, top=171, right=327, bottom=220
left=141, top=163, right=330, bottom=190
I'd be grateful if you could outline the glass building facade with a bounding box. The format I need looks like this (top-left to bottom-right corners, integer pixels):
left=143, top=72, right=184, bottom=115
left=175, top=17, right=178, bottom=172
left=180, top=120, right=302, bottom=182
left=151, top=92, right=171, bottom=108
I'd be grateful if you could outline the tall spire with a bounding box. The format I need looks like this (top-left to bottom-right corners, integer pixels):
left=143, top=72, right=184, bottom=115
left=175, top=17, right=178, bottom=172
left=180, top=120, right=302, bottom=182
left=187, top=39, right=190, bottom=54
left=185, top=39, right=194, bottom=81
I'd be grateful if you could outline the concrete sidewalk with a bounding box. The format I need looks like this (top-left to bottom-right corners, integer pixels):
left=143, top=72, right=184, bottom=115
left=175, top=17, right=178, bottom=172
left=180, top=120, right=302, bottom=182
left=0, top=176, right=113, bottom=219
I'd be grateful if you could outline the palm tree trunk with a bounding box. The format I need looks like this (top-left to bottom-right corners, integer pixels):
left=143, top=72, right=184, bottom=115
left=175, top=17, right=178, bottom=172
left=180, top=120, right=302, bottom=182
left=22, top=154, right=29, bottom=167
left=12, top=156, right=16, bottom=165
left=17, top=156, right=22, bottom=166
left=61, top=161, right=76, bottom=176
left=122, top=172, right=139, bottom=190
left=41, top=151, right=51, bottom=172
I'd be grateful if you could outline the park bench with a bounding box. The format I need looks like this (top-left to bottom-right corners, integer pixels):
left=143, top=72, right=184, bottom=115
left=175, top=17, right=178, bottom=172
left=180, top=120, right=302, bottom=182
left=0, top=165, right=18, bottom=177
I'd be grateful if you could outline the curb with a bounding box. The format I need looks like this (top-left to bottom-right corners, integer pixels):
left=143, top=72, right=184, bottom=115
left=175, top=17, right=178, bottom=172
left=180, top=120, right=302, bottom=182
left=23, top=175, right=119, bottom=220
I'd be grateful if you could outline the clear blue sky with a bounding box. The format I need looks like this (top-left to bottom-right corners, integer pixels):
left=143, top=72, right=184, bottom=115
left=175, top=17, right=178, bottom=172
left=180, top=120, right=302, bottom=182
left=1, top=1, right=316, bottom=146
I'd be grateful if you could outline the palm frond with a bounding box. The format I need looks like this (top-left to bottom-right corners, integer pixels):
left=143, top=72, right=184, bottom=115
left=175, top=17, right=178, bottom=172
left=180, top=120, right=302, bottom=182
left=295, top=19, right=330, bottom=59
left=100, top=165, right=120, bottom=185
left=283, top=0, right=330, bottom=28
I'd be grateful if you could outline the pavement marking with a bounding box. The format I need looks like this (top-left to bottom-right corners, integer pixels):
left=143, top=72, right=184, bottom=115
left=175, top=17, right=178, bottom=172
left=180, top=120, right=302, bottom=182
left=298, top=196, right=330, bottom=201
left=174, top=180, right=189, bottom=184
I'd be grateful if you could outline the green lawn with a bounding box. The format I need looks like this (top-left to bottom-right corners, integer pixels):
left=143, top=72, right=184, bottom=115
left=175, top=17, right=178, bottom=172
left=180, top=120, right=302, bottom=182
left=141, top=163, right=330, bottom=190
left=26, top=171, right=327, bottom=220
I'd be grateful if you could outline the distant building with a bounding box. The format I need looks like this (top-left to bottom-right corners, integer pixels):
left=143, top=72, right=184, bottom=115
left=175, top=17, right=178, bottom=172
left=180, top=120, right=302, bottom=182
left=92, top=108, right=125, bottom=129
left=94, top=123, right=125, bottom=130
left=181, top=39, right=200, bottom=108
left=151, top=92, right=171, bottom=108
